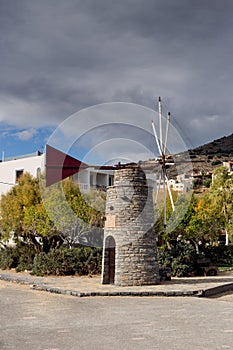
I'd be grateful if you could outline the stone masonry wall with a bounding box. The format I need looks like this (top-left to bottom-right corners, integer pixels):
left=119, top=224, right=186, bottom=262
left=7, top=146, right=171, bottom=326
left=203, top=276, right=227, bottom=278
left=101, top=167, right=159, bottom=286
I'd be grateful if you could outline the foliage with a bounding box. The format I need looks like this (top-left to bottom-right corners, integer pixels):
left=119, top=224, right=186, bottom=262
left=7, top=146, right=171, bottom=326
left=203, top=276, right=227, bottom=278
left=158, top=240, right=233, bottom=277
left=0, top=242, right=36, bottom=271
left=31, top=247, right=102, bottom=276
left=158, top=241, right=198, bottom=277
left=0, top=173, right=59, bottom=251
left=41, top=177, right=104, bottom=248
left=185, top=195, right=223, bottom=249
left=155, top=192, right=196, bottom=248
left=202, top=177, right=212, bottom=188
left=155, top=188, right=179, bottom=242
left=0, top=244, right=102, bottom=276
left=167, top=193, right=196, bottom=235
left=202, top=245, right=233, bottom=266
left=0, top=173, right=104, bottom=251
left=210, top=167, right=233, bottom=233
left=192, top=178, right=202, bottom=189
left=165, top=167, right=233, bottom=249
left=211, top=160, right=222, bottom=166
left=0, top=173, right=41, bottom=238
left=0, top=246, right=19, bottom=269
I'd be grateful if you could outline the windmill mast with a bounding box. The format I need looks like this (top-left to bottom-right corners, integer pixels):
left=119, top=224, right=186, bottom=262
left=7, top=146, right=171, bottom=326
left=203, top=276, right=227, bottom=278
left=158, top=96, right=163, bottom=151
left=152, top=97, right=175, bottom=230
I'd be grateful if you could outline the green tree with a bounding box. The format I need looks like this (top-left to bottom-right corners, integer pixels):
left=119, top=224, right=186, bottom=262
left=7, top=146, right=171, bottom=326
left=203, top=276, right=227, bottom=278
left=0, top=173, right=40, bottom=239
left=185, top=195, right=223, bottom=251
left=185, top=167, right=233, bottom=248
left=0, top=174, right=104, bottom=251
left=209, top=167, right=233, bottom=239
left=42, top=178, right=104, bottom=248
left=0, top=173, right=62, bottom=251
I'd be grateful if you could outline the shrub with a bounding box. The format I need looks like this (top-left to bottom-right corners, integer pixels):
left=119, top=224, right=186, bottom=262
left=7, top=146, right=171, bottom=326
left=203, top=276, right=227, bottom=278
left=202, top=177, right=212, bottom=188
left=211, top=160, right=222, bottom=166
left=171, top=260, right=193, bottom=277
left=31, top=247, right=102, bottom=276
left=158, top=241, right=198, bottom=277
left=158, top=242, right=233, bottom=277
left=15, top=243, right=37, bottom=272
left=202, top=245, right=233, bottom=266
left=0, top=246, right=19, bottom=269
left=0, top=243, right=37, bottom=271
left=158, top=248, right=173, bottom=268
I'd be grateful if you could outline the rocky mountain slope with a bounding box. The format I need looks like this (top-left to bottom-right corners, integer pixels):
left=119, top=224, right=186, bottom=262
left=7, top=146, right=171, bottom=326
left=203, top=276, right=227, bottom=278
left=140, top=133, right=233, bottom=178
left=191, top=133, right=233, bottom=157
left=187, top=133, right=233, bottom=174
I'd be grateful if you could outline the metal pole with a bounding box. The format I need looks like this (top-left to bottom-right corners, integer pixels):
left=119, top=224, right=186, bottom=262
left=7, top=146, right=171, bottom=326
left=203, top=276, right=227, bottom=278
left=163, top=168, right=166, bottom=228
left=158, top=96, right=163, bottom=150
left=165, top=174, right=175, bottom=211
left=151, top=120, right=162, bottom=156
left=164, top=112, right=171, bottom=154
left=226, top=229, right=229, bottom=246
left=155, top=171, right=162, bottom=205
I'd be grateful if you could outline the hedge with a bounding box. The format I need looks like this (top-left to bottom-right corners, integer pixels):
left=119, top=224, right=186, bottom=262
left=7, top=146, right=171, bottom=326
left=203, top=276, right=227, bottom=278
left=0, top=246, right=102, bottom=276
left=158, top=243, right=233, bottom=277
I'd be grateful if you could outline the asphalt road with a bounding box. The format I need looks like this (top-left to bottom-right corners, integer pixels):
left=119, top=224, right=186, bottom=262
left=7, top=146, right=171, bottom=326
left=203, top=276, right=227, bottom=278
left=0, top=280, right=232, bottom=350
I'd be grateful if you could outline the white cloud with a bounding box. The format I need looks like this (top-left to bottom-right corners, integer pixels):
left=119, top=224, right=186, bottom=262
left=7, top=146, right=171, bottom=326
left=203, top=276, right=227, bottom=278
left=15, top=128, right=37, bottom=141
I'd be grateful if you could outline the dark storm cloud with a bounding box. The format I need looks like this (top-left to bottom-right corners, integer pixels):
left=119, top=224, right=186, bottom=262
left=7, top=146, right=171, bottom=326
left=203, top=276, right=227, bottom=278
left=0, top=0, right=233, bottom=147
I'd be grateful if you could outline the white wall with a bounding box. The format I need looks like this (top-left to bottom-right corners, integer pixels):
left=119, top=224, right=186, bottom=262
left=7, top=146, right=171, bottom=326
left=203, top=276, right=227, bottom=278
left=0, top=154, right=44, bottom=196
left=73, top=168, right=114, bottom=193
left=73, top=169, right=90, bottom=193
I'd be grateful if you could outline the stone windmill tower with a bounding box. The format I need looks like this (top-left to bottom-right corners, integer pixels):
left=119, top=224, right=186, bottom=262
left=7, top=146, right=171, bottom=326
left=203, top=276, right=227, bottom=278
left=101, top=165, right=159, bottom=286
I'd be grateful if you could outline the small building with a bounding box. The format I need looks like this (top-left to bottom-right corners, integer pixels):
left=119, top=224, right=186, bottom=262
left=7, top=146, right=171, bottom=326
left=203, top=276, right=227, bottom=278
left=223, top=161, right=233, bottom=173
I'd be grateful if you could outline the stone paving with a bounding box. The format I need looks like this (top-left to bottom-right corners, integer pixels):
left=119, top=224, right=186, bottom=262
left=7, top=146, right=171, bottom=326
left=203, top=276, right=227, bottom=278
left=1, top=281, right=233, bottom=350
left=0, top=269, right=233, bottom=297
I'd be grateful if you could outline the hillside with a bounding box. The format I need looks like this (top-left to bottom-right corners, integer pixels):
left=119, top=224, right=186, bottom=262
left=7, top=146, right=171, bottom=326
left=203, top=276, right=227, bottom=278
left=187, top=133, right=233, bottom=174
left=141, top=133, right=233, bottom=178
left=191, top=133, right=233, bottom=157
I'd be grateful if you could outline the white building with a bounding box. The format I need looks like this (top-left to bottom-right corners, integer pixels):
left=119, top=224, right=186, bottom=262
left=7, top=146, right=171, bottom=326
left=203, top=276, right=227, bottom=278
left=73, top=168, right=114, bottom=194
left=154, top=176, right=192, bottom=194
left=0, top=151, right=115, bottom=197
left=0, top=152, right=44, bottom=196
left=223, top=161, right=233, bottom=173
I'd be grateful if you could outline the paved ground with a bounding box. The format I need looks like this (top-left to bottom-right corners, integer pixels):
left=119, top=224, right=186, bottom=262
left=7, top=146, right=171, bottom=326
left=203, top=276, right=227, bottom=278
left=1, top=269, right=233, bottom=297
left=0, top=280, right=233, bottom=350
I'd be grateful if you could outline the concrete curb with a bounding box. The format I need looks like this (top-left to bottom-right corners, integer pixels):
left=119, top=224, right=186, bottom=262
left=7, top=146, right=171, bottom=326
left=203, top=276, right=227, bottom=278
left=32, top=285, right=199, bottom=297
left=1, top=272, right=233, bottom=298
left=198, top=282, right=233, bottom=297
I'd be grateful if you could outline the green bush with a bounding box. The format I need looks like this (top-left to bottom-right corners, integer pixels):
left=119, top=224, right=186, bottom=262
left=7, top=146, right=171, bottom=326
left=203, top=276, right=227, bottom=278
left=171, top=260, right=193, bottom=277
left=31, top=247, right=102, bottom=276
left=202, top=177, right=212, bottom=188
left=0, top=246, right=19, bottom=269
left=158, top=242, right=233, bottom=277
left=0, top=244, right=102, bottom=276
left=158, top=241, right=198, bottom=277
left=158, top=248, right=173, bottom=268
left=0, top=243, right=37, bottom=271
left=202, top=245, right=233, bottom=266
left=16, top=244, right=37, bottom=272
left=211, top=160, right=222, bottom=166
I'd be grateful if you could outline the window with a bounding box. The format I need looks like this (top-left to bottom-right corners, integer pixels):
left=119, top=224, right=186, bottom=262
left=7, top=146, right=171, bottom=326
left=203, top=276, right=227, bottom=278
left=15, top=169, right=24, bottom=182
left=90, top=174, right=93, bottom=186
left=109, top=176, right=114, bottom=186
